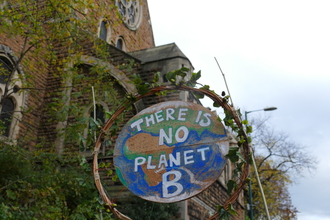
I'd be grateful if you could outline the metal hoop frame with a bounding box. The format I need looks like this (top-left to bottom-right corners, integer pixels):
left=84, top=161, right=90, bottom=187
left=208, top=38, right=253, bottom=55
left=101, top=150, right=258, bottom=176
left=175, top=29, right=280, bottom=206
left=93, top=85, right=250, bottom=220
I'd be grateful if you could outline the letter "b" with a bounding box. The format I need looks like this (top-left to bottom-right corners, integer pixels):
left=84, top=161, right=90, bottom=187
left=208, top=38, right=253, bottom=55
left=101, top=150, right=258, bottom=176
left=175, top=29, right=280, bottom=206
left=162, top=171, right=183, bottom=198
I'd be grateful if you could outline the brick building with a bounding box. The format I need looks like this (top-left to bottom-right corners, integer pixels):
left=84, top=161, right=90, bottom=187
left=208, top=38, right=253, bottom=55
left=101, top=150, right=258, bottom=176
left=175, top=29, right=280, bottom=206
left=0, top=0, right=245, bottom=219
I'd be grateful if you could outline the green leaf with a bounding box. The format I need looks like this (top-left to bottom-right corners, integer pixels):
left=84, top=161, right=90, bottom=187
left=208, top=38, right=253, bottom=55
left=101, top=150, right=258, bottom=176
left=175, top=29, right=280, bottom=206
left=200, top=84, right=210, bottom=90
left=176, top=69, right=187, bottom=78
left=228, top=204, right=238, bottom=216
left=236, top=151, right=246, bottom=163
left=242, top=120, right=248, bottom=125
left=165, top=70, right=176, bottom=83
left=191, top=70, right=201, bottom=82
left=193, top=91, right=204, bottom=99
left=137, top=84, right=149, bottom=95
left=236, top=108, right=242, bottom=118
left=227, top=179, right=237, bottom=195
left=213, top=101, right=221, bottom=107
left=6, top=189, right=16, bottom=200
left=218, top=205, right=231, bottom=219
left=246, top=125, right=253, bottom=134
left=152, top=72, right=160, bottom=83
left=226, top=147, right=239, bottom=162
left=131, top=73, right=143, bottom=85
left=107, top=169, right=113, bottom=176
left=225, top=147, right=246, bottom=163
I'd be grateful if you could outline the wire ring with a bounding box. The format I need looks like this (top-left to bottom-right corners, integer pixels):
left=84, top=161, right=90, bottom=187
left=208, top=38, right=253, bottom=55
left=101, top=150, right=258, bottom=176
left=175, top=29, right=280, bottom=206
left=93, top=85, right=250, bottom=220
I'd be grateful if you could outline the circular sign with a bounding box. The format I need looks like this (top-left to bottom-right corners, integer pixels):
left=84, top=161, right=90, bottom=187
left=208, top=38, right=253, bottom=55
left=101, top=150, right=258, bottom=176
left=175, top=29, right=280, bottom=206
left=114, top=101, right=229, bottom=203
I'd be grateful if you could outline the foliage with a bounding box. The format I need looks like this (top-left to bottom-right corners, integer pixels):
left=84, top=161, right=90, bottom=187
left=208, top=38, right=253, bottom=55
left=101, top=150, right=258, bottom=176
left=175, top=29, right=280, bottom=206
left=120, top=197, right=181, bottom=220
left=0, top=0, right=126, bottom=218
left=249, top=158, right=298, bottom=220
left=246, top=117, right=316, bottom=220
left=0, top=145, right=114, bottom=220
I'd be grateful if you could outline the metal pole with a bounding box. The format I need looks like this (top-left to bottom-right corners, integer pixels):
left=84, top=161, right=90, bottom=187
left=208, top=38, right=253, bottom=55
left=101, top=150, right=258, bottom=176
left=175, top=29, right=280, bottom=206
left=251, top=148, right=271, bottom=220
left=245, top=109, right=274, bottom=220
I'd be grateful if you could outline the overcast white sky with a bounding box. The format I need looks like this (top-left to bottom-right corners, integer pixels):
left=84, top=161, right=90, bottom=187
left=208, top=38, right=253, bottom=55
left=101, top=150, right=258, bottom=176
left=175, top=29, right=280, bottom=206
left=148, top=0, right=330, bottom=219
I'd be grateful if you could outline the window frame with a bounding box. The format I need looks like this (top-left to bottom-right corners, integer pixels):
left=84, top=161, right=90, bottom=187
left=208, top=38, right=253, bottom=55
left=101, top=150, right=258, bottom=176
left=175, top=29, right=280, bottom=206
left=0, top=44, right=25, bottom=139
left=115, top=36, right=126, bottom=51
left=116, top=0, right=143, bottom=31
left=98, top=18, right=112, bottom=44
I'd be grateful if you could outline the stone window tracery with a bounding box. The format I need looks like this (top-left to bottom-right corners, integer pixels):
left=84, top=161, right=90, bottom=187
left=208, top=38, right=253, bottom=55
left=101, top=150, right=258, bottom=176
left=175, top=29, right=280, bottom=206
left=0, top=44, right=25, bottom=138
left=116, top=0, right=142, bottom=30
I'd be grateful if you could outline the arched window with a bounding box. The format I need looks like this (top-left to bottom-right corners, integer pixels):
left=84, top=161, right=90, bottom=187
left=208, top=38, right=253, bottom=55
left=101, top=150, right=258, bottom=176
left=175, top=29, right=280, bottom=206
left=0, top=44, right=24, bottom=138
left=98, top=19, right=111, bottom=43
left=0, top=53, right=15, bottom=137
left=116, top=38, right=123, bottom=50
left=116, top=36, right=126, bottom=51
left=99, top=20, right=107, bottom=41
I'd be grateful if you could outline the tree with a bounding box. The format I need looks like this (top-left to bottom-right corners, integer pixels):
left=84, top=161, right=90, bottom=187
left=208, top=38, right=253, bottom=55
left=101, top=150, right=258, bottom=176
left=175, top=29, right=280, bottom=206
left=247, top=117, right=316, bottom=219
left=250, top=157, right=298, bottom=220
left=251, top=118, right=316, bottom=178
left=0, top=146, right=115, bottom=219
left=120, top=197, right=180, bottom=220
left=0, top=0, right=132, bottom=218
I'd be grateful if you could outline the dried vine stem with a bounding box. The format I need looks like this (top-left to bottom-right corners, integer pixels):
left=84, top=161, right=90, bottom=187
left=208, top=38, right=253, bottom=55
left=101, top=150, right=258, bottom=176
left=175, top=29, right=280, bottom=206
left=93, top=85, right=250, bottom=220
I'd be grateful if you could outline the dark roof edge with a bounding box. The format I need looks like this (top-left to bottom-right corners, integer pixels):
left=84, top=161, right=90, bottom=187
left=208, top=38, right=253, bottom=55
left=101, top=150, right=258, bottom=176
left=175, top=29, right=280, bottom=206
left=142, top=55, right=194, bottom=69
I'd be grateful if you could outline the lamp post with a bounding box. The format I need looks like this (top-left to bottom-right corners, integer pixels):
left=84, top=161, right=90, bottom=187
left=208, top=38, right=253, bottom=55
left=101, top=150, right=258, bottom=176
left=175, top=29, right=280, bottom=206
left=245, top=107, right=277, bottom=220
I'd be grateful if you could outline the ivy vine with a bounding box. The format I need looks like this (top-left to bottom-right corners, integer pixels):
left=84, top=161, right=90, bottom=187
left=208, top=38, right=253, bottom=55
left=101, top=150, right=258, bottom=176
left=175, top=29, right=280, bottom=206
left=93, top=67, right=252, bottom=220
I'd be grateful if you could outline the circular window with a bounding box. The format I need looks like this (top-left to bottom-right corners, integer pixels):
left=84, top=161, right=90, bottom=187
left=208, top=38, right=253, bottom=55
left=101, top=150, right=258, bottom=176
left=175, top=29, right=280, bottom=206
left=116, top=0, right=142, bottom=30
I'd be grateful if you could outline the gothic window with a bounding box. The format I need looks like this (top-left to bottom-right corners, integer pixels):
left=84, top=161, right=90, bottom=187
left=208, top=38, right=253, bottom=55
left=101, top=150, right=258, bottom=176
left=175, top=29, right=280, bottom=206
left=116, top=36, right=126, bottom=51
left=99, top=19, right=111, bottom=43
left=0, top=45, right=23, bottom=138
left=0, top=53, right=15, bottom=137
left=99, top=21, right=107, bottom=41
left=116, top=0, right=142, bottom=30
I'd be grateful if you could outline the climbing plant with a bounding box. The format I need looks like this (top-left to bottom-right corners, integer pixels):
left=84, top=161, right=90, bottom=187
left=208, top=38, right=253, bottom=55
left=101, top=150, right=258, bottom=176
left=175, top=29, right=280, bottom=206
left=93, top=67, right=252, bottom=220
left=0, top=0, right=131, bottom=218
left=0, top=145, right=115, bottom=219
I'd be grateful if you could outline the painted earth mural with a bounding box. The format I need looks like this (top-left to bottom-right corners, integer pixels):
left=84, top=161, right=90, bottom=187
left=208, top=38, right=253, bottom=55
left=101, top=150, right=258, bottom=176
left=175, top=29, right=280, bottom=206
left=114, top=101, right=229, bottom=203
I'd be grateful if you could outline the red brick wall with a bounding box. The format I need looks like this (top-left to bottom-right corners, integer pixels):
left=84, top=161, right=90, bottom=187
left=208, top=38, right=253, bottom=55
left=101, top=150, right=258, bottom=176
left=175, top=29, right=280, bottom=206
left=0, top=38, right=49, bottom=149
